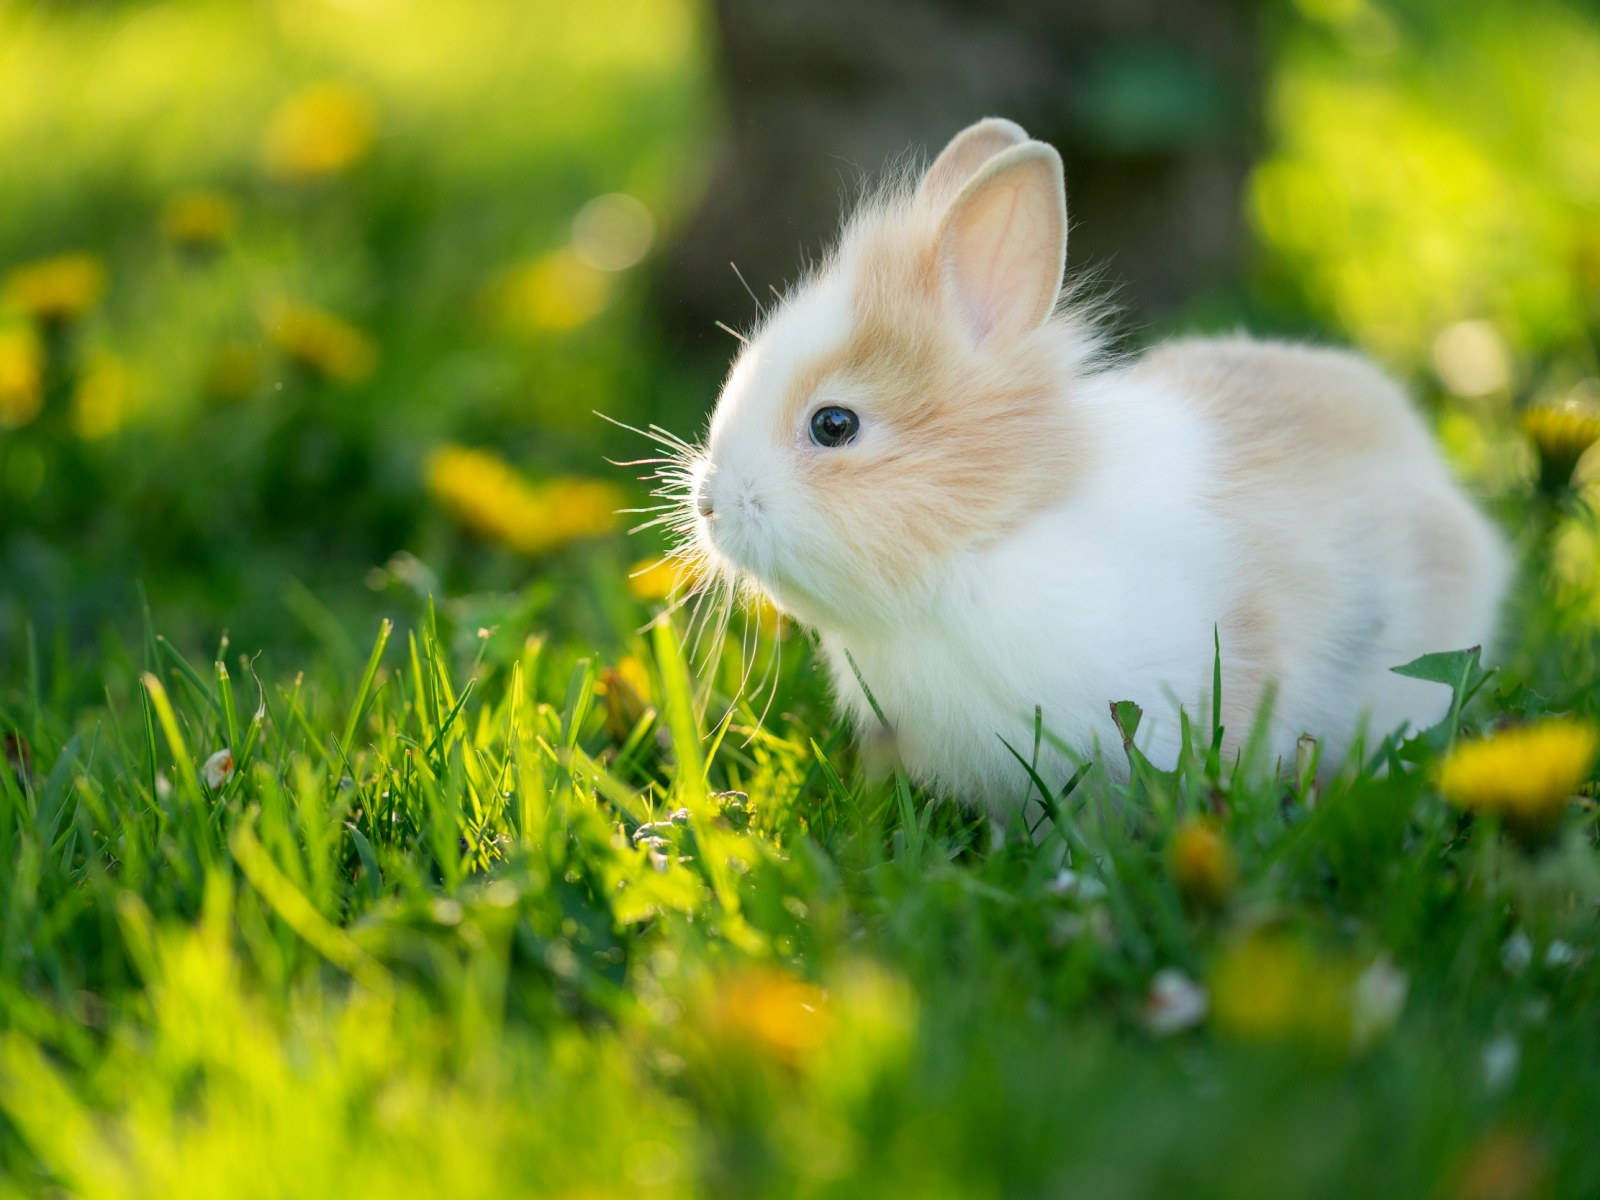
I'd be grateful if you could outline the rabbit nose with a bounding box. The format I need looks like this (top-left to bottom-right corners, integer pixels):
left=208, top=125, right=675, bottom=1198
left=695, top=477, right=715, bottom=518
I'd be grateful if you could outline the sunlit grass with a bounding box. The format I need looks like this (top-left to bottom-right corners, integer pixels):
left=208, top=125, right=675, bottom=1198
left=5, top=0, right=1600, bottom=1194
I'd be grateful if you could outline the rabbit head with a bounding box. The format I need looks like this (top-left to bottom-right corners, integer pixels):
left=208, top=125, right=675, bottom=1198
left=684, top=118, right=1096, bottom=634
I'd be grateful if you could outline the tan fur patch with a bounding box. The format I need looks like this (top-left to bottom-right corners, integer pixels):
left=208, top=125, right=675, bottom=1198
left=784, top=205, right=1084, bottom=589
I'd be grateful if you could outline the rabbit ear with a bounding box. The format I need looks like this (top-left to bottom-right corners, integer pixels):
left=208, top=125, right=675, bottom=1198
left=918, top=117, right=1030, bottom=208
left=935, top=141, right=1067, bottom=346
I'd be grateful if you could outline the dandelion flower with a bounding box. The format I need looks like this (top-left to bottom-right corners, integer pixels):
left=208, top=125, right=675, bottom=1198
left=486, top=249, right=611, bottom=333
left=598, top=656, right=651, bottom=742
left=1210, top=932, right=1363, bottom=1051
left=161, top=189, right=237, bottom=251
left=3, top=253, right=106, bottom=324
left=266, top=302, right=377, bottom=384
left=1448, top=1126, right=1548, bottom=1200
left=706, top=966, right=830, bottom=1068
left=204, top=341, right=263, bottom=400
left=1434, top=718, right=1597, bottom=838
left=424, top=444, right=621, bottom=555
left=1522, top=387, right=1600, bottom=491
left=261, top=82, right=376, bottom=180
left=0, top=326, right=43, bottom=429
left=628, top=556, right=696, bottom=602
left=71, top=354, right=132, bottom=440
left=1169, top=816, right=1236, bottom=908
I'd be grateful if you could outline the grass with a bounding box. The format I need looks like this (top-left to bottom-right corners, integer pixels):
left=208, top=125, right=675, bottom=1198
left=6, top=0, right=1600, bottom=1193
left=3, top=555, right=1600, bottom=1197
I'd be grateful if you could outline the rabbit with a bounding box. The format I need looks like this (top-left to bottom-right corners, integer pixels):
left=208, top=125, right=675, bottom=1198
left=669, top=116, right=1510, bottom=816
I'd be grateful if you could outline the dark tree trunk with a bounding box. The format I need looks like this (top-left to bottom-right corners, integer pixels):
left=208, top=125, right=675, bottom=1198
left=661, top=0, right=1259, bottom=341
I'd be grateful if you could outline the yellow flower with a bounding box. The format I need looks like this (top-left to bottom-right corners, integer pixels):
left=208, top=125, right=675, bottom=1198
left=71, top=354, right=132, bottom=439
left=161, top=189, right=237, bottom=250
left=3, top=253, right=106, bottom=324
left=598, top=656, right=652, bottom=742
left=1447, top=1125, right=1549, bottom=1200
left=424, top=444, right=621, bottom=555
left=204, top=341, right=262, bottom=400
left=1169, top=816, right=1237, bottom=908
left=1435, top=718, right=1597, bottom=838
left=261, top=82, right=376, bottom=180
left=1209, top=932, right=1357, bottom=1051
left=1523, top=389, right=1600, bottom=490
left=706, top=966, right=830, bottom=1068
left=628, top=556, right=696, bottom=601
left=0, top=326, right=43, bottom=428
left=485, top=249, right=611, bottom=333
left=266, top=302, right=377, bottom=384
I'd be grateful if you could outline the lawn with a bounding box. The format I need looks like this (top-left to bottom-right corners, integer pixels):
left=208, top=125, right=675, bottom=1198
left=4, top=1, right=1600, bottom=1197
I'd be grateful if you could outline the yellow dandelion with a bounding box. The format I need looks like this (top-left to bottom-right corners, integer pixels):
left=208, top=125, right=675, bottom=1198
left=161, top=189, right=237, bottom=250
left=628, top=556, right=697, bottom=601
left=1522, top=387, right=1600, bottom=490
left=3, top=253, right=106, bottom=324
left=0, top=326, right=43, bottom=429
left=1435, top=718, right=1597, bottom=839
left=204, top=341, right=263, bottom=400
left=261, top=82, right=376, bottom=180
left=424, top=444, right=622, bottom=555
left=266, top=302, right=377, bottom=384
left=485, top=248, right=611, bottom=333
left=706, top=966, right=830, bottom=1069
left=71, top=354, right=132, bottom=439
left=1448, top=1125, right=1549, bottom=1200
left=1209, top=932, right=1356, bottom=1050
left=1169, top=816, right=1237, bottom=908
left=597, top=656, right=652, bottom=742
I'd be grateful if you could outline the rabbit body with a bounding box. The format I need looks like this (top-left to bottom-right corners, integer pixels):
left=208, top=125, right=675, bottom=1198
left=684, top=118, right=1509, bottom=813
left=817, top=336, right=1508, bottom=801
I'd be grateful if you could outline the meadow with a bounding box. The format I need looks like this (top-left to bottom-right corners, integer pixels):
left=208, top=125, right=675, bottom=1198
left=4, top=0, right=1600, bottom=1195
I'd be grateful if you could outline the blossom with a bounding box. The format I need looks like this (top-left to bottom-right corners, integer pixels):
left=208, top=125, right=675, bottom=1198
left=706, top=966, right=830, bottom=1068
left=485, top=249, right=611, bottom=333
left=1523, top=390, right=1600, bottom=490
left=1434, top=718, right=1597, bottom=838
left=266, top=302, right=377, bottom=383
left=201, top=748, right=235, bottom=790
left=71, top=354, right=132, bottom=439
left=3, top=253, right=106, bottom=324
left=261, top=82, right=376, bottom=180
left=1209, top=932, right=1403, bottom=1053
left=1143, top=968, right=1208, bottom=1036
left=204, top=341, right=263, bottom=400
left=598, top=656, right=651, bottom=742
left=1168, top=816, right=1237, bottom=908
left=161, top=189, right=237, bottom=251
left=627, top=557, right=694, bottom=602
left=424, top=444, right=621, bottom=555
left=0, top=326, right=43, bottom=428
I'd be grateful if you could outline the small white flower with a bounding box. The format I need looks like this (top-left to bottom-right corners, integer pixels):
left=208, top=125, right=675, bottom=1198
left=1144, top=968, right=1208, bottom=1036
left=201, top=747, right=234, bottom=790
left=155, top=771, right=172, bottom=800
left=1047, top=868, right=1108, bottom=903
left=1482, top=1034, right=1520, bottom=1092
left=1545, top=939, right=1575, bottom=968
left=1351, top=956, right=1409, bottom=1049
left=1500, top=930, right=1533, bottom=974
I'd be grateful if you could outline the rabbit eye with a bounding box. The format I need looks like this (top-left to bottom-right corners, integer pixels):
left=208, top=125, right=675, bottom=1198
left=809, top=405, right=859, bottom=448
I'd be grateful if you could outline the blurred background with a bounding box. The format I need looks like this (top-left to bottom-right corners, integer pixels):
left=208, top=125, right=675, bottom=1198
left=3, top=0, right=1599, bottom=673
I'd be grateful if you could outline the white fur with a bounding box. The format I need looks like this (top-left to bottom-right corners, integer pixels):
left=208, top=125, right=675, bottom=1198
left=687, top=120, right=1511, bottom=819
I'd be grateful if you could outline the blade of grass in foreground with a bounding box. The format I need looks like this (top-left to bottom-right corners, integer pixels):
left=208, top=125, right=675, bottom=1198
left=339, top=618, right=393, bottom=764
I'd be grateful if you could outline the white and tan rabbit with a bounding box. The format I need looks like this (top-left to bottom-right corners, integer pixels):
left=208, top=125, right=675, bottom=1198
left=673, top=117, right=1509, bottom=811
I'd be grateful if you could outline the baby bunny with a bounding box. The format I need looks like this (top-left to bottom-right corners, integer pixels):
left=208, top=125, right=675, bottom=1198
left=676, top=116, right=1509, bottom=813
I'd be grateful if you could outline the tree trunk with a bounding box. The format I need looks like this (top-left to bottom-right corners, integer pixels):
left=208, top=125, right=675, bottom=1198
left=661, top=0, right=1259, bottom=342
